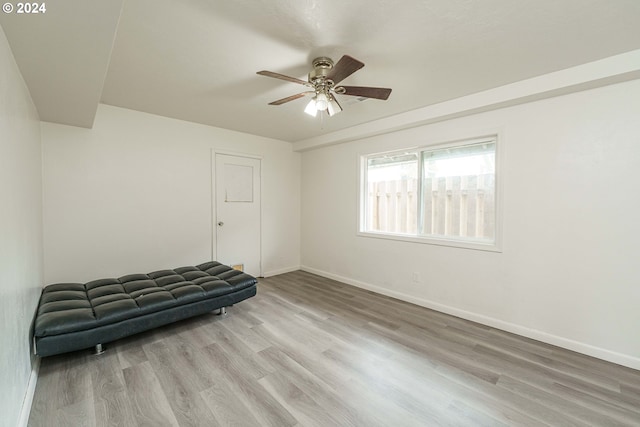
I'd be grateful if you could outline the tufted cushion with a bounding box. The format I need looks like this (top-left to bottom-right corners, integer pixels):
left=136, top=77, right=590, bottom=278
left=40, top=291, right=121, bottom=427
left=35, top=261, right=256, bottom=339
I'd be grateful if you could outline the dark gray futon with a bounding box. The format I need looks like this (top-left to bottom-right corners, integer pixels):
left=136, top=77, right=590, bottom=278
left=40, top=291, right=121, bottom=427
left=34, top=261, right=257, bottom=357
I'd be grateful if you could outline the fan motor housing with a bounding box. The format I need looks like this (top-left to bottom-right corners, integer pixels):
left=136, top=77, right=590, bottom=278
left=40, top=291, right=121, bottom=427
left=309, top=57, right=334, bottom=84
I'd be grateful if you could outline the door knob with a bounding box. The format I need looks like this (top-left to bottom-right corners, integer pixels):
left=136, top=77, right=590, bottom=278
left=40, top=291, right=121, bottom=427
left=218, top=221, right=224, bottom=226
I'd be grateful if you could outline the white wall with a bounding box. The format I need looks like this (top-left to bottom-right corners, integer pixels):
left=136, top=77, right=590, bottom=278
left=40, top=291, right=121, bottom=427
left=42, top=104, right=300, bottom=283
left=0, top=26, right=43, bottom=427
left=301, top=79, right=640, bottom=369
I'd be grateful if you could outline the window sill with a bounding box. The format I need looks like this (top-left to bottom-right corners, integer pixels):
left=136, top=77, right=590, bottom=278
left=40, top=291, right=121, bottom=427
left=357, top=231, right=502, bottom=253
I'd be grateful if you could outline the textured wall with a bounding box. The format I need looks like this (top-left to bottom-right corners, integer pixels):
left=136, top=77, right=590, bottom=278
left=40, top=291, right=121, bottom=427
left=0, top=26, right=43, bottom=427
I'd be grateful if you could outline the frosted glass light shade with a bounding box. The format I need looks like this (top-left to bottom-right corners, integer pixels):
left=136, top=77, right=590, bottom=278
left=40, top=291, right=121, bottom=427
left=327, top=98, right=342, bottom=116
left=315, top=93, right=328, bottom=111
left=304, top=99, right=318, bottom=116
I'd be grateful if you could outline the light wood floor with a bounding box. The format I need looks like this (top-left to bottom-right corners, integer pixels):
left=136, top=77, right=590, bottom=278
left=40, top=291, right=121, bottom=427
left=28, top=270, right=640, bottom=426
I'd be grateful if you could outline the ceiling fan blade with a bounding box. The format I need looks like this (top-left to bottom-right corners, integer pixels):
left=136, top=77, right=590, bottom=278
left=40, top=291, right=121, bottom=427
left=257, top=70, right=309, bottom=86
left=337, top=86, right=392, bottom=100
left=268, top=92, right=311, bottom=105
left=327, top=55, right=364, bottom=85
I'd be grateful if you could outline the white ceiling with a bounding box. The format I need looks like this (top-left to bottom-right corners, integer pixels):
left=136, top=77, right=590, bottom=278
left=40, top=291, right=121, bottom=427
left=2, top=0, right=640, bottom=142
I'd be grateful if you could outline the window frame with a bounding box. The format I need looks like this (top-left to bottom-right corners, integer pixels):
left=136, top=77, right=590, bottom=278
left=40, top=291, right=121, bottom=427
left=358, top=135, right=503, bottom=252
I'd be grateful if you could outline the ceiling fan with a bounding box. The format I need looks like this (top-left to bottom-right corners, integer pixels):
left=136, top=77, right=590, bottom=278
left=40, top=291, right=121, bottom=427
left=257, top=55, right=392, bottom=117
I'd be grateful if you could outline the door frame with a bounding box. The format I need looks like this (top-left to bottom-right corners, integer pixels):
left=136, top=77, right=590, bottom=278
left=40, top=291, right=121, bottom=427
left=211, top=149, right=263, bottom=277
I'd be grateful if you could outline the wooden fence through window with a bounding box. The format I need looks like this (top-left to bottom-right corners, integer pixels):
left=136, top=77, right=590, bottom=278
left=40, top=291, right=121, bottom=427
left=367, top=173, right=495, bottom=239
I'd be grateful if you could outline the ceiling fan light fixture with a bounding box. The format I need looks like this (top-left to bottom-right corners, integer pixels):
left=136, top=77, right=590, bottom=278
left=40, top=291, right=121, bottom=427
left=327, top=96, right=342, bottom=117
left=304, top=99, right=318, bottom=116
left=257, top=55, right=391, bottom=118
left=315, top=93, right=329, bottom=111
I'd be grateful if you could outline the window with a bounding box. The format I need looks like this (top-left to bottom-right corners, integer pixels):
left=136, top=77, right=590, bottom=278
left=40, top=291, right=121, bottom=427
left=360, top=137, right=499, bottom=250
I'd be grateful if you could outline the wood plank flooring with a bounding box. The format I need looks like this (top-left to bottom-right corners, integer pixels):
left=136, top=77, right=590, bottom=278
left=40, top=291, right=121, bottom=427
left=28, top=270, right=640, bottom=426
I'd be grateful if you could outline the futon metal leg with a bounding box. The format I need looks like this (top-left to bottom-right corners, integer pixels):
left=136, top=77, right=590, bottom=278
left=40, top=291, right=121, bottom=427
left=218, top=306, right=227, bottom=316
left=94, top=343, right=105, bottom=355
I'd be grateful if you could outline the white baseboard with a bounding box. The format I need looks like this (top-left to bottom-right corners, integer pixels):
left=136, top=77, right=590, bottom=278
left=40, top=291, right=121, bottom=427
left=300, top=265, right=640, bottom=371
left=262, top=265, right=301, bottom=278
left=18, top=356, right=40, bottom=427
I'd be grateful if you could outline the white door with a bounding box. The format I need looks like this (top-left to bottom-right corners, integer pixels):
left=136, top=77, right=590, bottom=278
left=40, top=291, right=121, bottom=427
left=215, top=153, right=261, bottom=276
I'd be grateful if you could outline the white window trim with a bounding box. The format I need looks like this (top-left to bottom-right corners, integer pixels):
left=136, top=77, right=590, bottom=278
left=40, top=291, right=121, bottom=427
left=357, top=134, right=503, bottom=253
